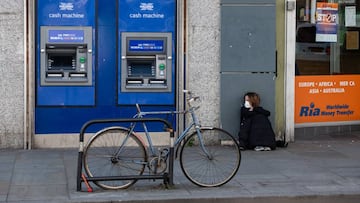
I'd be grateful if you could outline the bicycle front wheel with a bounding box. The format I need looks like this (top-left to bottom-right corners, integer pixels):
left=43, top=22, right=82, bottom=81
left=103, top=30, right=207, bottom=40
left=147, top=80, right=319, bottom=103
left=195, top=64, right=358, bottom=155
left=83, top=126, right=147, bottom=189
left=180, top=127, right=241, bottom=187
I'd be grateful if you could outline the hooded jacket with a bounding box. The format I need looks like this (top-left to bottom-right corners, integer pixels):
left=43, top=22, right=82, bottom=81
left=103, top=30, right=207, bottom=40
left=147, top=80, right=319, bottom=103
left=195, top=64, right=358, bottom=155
left=239, top=106, right=276, bottom=150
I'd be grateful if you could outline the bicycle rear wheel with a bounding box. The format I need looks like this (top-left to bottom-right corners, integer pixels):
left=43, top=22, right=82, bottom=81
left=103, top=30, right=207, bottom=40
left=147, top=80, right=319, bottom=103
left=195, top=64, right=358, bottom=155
left=83, top=126, right=147, bottom=189
left=180, top=127, right=241, bottom=187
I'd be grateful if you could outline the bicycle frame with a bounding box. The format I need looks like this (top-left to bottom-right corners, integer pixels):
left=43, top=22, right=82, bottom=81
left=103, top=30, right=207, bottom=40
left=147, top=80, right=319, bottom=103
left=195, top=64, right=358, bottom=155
left=79, top=91, right=240, bottom=190
left=128, top=104, right=211, bottom=159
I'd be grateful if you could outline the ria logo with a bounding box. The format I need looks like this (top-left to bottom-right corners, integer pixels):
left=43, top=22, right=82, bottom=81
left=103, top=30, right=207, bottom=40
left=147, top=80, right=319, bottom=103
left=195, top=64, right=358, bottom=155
left=140, top=3, right=154, bottom=11
left=59, top=2, right=74, bottom=11
left=300, top=103, right=320, bottom=116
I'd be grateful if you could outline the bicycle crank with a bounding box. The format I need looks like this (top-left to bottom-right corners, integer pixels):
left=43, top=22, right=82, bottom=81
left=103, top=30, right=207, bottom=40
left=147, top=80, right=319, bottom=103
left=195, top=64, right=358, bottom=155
left=149, top=157, right=167, bottom=174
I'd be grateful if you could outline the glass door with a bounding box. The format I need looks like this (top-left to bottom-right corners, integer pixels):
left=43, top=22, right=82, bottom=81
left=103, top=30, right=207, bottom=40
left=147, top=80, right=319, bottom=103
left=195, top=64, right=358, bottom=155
left=296, top=0, right=360, bottom=75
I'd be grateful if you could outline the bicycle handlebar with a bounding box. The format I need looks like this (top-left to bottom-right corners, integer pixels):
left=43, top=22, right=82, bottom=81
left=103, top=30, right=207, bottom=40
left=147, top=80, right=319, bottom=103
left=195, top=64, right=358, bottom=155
left=183, top=90, right=200, bottom=108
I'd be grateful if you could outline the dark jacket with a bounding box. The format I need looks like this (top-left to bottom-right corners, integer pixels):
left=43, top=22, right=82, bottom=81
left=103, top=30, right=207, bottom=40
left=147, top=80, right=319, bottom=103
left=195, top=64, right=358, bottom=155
left=238, top=106, right=276, bottom=150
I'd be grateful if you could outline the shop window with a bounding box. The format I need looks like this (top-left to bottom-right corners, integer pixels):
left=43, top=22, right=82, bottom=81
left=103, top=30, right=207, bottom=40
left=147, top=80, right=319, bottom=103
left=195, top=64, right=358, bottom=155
left=296, top=0, right=360, bottom=75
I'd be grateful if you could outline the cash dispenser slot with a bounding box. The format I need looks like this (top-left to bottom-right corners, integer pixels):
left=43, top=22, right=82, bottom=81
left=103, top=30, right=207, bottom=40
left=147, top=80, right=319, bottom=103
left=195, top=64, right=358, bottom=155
left=126, top=78, right=144, bottom=85
left=46, top=72, right=64, bottom=78
left=69, top=73, right=87, bottom=78
left=149, top=79, right=166, bottom=84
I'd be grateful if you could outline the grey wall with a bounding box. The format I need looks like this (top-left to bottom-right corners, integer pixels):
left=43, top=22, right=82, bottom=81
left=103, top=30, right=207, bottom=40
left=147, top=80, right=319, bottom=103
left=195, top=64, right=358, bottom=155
left=0, top=1, right=24, bottom=148
left=186, top=0, right=222, bottom=127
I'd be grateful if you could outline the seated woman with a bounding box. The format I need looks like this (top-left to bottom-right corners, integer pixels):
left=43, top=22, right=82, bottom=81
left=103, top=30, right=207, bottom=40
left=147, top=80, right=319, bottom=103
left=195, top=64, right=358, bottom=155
left=238, top=92, right=276, bottom=151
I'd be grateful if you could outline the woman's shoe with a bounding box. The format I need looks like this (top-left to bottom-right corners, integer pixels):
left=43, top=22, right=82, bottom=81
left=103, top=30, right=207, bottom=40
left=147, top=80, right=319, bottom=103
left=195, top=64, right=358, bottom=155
left=263, top=147, right=271, bottom=151
left=254, top=146, right=265, bottom=151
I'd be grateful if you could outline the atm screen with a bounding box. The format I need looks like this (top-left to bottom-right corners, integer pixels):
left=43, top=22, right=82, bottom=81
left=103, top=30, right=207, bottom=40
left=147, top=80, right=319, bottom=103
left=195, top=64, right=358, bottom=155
left=48, top=54, right=75, bottom=70
left=128, top=39, right=165, bottom=52
left=128, top=62, right=155, bottom=77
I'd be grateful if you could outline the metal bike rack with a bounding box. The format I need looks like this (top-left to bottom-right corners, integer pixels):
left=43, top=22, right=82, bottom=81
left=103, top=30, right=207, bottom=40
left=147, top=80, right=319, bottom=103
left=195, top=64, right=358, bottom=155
left=76, top=118, right=174, bottom=191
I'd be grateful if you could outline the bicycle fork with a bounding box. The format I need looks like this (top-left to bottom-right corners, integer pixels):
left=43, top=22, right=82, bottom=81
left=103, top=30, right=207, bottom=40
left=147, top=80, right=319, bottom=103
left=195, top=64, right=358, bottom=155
left=195, top=127, right=213, bottom=160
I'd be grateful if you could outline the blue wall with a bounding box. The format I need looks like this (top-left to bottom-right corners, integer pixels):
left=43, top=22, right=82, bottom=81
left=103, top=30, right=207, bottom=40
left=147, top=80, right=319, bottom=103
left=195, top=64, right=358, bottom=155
left=35, top=0, right=176, bottom=134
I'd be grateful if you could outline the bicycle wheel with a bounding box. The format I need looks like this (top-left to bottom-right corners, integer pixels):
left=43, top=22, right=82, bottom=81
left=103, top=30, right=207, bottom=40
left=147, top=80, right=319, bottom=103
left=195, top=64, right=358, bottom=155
left=180, top=127, right=241, bottom=187
left=83, top=126, right=147, bottom=189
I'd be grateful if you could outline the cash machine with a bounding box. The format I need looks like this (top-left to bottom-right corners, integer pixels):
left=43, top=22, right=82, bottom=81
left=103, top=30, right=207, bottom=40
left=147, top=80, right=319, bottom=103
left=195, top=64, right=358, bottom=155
left=121, top=32, right=172, bottom=92
left=35, top=0, right=96, bottom=135
left=36, top=0, right=95, bottom=106
left=118, top=0, right=176, bottom=105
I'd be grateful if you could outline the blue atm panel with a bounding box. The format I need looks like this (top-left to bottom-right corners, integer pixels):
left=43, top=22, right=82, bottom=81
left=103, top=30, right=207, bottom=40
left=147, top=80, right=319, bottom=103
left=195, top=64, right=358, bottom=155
left=35, top=0, right=177, bottom=134
left=118, top=0, right=176, bottom=105
left=36, top=0, right=96, bottom=106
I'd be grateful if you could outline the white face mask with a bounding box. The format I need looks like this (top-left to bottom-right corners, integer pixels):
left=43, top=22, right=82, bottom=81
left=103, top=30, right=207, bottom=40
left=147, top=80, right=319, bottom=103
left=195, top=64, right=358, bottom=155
left=244, top=101, right=251, bottom=108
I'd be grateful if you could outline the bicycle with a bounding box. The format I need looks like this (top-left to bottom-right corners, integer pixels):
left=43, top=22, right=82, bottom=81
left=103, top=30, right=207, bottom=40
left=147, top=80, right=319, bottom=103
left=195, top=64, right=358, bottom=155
left=83, top=90, right=241, bottom=189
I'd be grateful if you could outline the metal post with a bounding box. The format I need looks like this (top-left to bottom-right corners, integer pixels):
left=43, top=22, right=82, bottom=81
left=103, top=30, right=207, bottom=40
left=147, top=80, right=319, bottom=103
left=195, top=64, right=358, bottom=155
left=168, top=128, right=175, bottom=186
left=76, top=122, right=86, bottom=191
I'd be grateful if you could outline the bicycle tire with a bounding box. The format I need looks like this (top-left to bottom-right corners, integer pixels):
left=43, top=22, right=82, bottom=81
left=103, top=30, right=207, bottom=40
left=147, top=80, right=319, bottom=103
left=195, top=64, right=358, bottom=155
left=83, top=126, right=147, bottom=189
left=180, top=127, right=241, bottom=187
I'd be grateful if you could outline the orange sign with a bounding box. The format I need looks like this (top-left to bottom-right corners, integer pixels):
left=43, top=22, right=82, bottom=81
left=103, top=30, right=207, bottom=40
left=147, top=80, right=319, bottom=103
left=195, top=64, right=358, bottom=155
left=295, top=75, right=360, bottom=123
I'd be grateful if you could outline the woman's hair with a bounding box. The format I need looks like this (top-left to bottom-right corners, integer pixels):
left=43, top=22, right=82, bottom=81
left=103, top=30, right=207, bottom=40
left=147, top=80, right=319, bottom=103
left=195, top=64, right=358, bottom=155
left=244, top=92, right=260, bottom=107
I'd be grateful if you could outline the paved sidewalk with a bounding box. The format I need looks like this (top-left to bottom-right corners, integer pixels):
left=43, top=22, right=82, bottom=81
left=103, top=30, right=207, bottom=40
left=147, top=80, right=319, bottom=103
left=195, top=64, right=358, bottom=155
left=1, top=133, right=360, bottom=203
